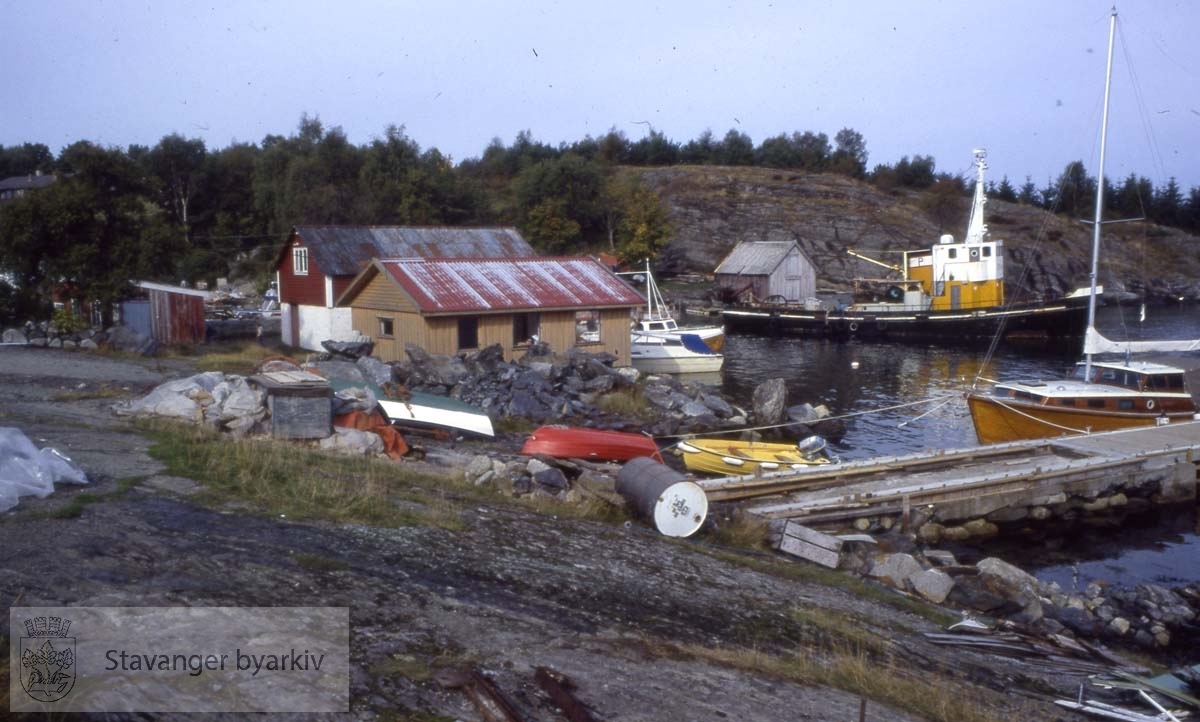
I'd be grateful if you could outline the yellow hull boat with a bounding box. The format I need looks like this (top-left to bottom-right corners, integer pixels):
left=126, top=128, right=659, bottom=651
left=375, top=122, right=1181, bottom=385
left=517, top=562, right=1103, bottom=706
left=676, top=436, right=834, bottom=476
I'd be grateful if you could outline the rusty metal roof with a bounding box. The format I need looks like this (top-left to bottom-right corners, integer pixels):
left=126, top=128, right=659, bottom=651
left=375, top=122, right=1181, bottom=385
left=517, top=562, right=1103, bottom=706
left=370, top=257, right=645, bottom=314
left=715, top=240, right=806, bottom=276
left=290, top=226, right=535, bottom=277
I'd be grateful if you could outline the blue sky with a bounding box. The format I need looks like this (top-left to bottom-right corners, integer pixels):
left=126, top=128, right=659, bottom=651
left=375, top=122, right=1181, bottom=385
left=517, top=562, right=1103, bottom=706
left=4, top=1, right=1199, bottom=190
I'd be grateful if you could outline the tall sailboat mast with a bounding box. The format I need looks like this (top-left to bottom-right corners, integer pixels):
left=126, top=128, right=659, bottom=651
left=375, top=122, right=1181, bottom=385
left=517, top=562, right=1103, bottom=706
left=1084, top=8, right=1118, bottom=382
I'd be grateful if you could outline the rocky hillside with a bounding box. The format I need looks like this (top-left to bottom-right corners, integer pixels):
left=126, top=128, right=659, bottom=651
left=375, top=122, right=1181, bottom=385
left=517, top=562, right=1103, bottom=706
left=640, top=165, right=1200, bottom=303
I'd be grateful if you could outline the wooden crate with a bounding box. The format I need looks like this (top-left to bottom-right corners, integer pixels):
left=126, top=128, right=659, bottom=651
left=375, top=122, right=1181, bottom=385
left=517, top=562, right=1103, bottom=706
left=251, top=371, right=332, bottom=440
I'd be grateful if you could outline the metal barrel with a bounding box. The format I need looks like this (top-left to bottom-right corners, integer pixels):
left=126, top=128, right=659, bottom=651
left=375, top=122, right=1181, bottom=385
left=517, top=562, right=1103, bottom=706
left=615, top=457, right=708, bottom=537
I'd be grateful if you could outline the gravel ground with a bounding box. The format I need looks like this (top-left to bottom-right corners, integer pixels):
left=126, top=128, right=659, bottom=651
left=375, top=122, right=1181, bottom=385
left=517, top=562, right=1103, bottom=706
left=0, top=346, right=1112, bottom=721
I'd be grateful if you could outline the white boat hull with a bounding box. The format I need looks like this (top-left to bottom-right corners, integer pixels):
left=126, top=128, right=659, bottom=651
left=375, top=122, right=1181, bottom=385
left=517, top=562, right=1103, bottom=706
left=630, top=339, right=725, bottom=374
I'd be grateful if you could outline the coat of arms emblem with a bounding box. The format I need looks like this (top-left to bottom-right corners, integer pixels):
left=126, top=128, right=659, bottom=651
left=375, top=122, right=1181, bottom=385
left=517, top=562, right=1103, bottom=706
left=19, top=616, right=76, bottom=702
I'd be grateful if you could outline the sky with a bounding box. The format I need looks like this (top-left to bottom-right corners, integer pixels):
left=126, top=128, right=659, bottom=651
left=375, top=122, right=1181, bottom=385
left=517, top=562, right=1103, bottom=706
left=4, top=1, right=1200, bottom=190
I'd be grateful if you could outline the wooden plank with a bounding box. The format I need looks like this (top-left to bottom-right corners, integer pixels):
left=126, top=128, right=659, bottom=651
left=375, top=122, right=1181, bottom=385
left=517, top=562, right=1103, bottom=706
left=782, top=520, right=843, bottom=552
left=778, top=521, right=842, bottom=567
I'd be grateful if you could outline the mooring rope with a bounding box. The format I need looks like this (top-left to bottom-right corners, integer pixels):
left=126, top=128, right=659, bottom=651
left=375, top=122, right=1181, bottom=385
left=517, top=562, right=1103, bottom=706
left=656, top=392, right=962, bottom=448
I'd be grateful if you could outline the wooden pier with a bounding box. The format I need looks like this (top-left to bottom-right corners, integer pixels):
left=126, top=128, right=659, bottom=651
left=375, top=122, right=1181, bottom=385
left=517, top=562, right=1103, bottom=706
left=693, top=421, right=1200, bottom=526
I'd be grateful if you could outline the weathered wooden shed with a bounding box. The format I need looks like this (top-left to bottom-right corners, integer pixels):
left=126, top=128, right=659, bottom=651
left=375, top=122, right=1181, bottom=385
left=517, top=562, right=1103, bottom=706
left=134, top=281, right=211, bottom=345
left=337, top=257, right=645, bottom=366
left=714, top=241, right=817, bottom=303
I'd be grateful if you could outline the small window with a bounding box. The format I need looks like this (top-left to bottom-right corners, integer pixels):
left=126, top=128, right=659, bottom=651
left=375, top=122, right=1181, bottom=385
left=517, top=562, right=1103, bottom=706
left=513, top=312, right=540, bottom=346
left=458, top=317, right=478, bottom=350
left=947, top=248, right=958, bottom=259
left=293, top=247, right=309, bottom=276
left=378, top=317, right=394, bottom=338
left=1117, top=399, right=1135, bottom=410
left=575, top=310, right=600, bottom=345
left=1087, top=399, right=1107, bottom=408
left=982, top=246, right=992, bottom=257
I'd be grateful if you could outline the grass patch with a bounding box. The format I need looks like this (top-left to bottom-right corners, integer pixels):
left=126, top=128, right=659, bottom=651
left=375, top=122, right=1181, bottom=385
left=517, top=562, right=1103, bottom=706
left=142, top=420, right=474, bottom=528
left=51, top=384, right=132, bottom=402
left=596, top=387, right=650, bottom=416
left=639, top=638, right=1021, bottom=722
left=703, top=509, right=771, bottom=550
left=162, top=342, right=292, bottom=376
left=39, top=477, right=141, bottom=519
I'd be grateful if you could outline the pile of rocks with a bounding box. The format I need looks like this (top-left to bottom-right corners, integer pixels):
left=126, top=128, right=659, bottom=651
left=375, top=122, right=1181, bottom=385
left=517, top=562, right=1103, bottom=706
left=858, top=546, right=1200, bottom=651
left=3, top=322, right=157, bottom=356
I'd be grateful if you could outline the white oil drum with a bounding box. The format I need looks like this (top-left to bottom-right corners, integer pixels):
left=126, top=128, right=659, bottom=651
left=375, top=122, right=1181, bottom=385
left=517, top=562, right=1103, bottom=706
left=615, top=457, right=708, bottom=537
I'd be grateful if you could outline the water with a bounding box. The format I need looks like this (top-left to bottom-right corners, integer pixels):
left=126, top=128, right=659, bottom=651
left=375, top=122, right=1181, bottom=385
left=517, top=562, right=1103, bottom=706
left=711, top=304, right=1200, bottom=587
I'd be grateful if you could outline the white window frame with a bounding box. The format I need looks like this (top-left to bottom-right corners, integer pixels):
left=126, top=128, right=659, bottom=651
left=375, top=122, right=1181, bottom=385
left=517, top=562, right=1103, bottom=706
left=293, top=247, right=309, bottom=276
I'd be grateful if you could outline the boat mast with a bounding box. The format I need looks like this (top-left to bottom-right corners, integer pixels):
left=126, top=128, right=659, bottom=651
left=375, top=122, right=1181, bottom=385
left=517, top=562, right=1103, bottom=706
left=964, top=149, right=989, bottom=244
left=1084, top=8, right=1117, bottom=382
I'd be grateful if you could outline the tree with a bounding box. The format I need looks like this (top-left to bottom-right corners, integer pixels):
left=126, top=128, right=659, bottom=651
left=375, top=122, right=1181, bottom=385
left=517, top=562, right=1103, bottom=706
left=515, top=154, right=605, bottom=251
left=1017, top=176, right=1040, bottom=206
left=717, top=129, right=754, bottom=166
left=994, top=176, right=1017, bottom=203
left=793, top=131, right=831, bottom=171
left=3, top=141, right=182, bottom=325
left=627, top=129, right=679, bottom=166
left=0, top=142, right=54, bottom=177
left=613, top=177, right=672, bottom=266
left=1053, top=160, right=1093, bottom=217
left=831, top=128, right=868, bottom=177
left=144, top=134, right=208, bottom=231
left=680, top=130, right=718, bottom=164
left=1153, top=178, right=1183, bottom=227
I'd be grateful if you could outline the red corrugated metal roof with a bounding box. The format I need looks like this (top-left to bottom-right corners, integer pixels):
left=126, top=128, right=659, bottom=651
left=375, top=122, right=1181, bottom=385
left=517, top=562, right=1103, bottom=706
left=378, top=257, right=645, bottom=314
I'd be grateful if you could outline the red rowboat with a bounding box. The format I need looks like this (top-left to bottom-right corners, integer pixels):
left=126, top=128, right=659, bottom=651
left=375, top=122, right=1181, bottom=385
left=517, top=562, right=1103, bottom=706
left=521, top=425, right=664, bottom=463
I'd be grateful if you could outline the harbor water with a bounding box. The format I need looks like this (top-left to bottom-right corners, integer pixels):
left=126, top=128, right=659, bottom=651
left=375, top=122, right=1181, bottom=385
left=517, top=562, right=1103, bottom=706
left=710, top=304, right=1200, bottom=589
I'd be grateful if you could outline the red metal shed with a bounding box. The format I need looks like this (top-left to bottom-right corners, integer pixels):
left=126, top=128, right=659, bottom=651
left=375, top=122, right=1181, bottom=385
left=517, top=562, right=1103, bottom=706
left=135, top=281, right=211, bottom=345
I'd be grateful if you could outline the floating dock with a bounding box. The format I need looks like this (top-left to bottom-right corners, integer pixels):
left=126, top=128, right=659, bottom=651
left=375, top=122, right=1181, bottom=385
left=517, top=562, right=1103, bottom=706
left=693, top=421, right=1200, bottom=526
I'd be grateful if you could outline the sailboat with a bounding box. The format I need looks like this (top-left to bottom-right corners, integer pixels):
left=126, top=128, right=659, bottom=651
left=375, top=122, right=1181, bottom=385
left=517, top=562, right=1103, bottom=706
left=966, top=9, right=1200, bottom=444
left=626, top=258, right=725, bottom=351
left=623, top=259, right=726, bottom=374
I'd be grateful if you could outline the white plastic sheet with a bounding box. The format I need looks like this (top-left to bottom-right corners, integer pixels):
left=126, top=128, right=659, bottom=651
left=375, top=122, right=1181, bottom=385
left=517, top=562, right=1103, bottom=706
left=0, top=427, right=88, bottom=512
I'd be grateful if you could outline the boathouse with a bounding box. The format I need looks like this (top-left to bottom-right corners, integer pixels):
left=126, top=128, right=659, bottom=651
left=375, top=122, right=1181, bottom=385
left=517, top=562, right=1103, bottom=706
left=336, top=257, right=645, bottom=365
left=714, top=240, right=817, bottom=304
left=273, top=226, right=535, bottom=351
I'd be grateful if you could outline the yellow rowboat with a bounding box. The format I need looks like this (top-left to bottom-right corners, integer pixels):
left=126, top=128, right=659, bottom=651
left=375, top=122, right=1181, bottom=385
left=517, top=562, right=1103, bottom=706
left=676, top=436, right=835, bottom=476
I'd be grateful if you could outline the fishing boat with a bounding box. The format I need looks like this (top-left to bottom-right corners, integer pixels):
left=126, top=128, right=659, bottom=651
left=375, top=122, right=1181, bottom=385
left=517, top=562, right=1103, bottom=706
left=719, top=149, right=1091, bottom=345
left=966, top=9, right=1200, bottom=444
left=520, top=425, right=664, bottom=463
left=630, top=331, right=725, bottom=374
left=623, top=259, right=725, bottom=351
left=676, top=436, right=835, bottom=476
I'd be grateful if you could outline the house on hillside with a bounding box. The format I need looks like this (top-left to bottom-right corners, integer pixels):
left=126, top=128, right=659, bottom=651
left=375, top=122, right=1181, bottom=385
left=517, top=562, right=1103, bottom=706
left=713, top=241, right=817, bottom=304
left=274, top=226, right=535, bottom=350
left=0, top=172, right=56, bottom=204
left=336, top=257, right=645, bottom=365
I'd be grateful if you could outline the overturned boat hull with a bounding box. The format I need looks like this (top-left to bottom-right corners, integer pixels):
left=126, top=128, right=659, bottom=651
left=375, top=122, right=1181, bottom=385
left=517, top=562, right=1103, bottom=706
left=521, top=425, right=663, bottom=463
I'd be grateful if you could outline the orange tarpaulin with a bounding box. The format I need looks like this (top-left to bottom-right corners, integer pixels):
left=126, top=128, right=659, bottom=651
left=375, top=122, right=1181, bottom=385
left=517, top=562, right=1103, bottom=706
left=333, top=409, right=409, bottom=459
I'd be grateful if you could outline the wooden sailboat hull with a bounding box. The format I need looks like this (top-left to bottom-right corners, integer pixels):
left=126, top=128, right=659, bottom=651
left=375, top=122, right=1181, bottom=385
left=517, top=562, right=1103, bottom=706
left=677, top=438, right=834, bottom=476
left=966, top=392, right=1195, bottom=445
left=521, top=425, right=664, bottom=463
